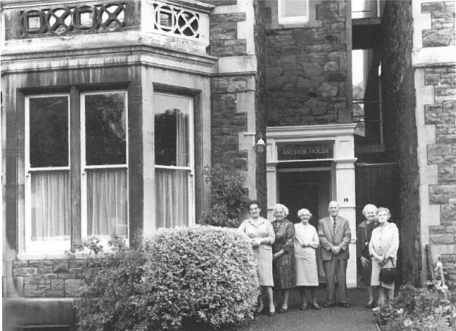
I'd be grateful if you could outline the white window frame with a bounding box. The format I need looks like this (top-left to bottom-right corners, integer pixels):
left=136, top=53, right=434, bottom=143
left=154, top=92, right=195, bottom=227
left=80, top=90, right=130, bottom=244
left=278, top=0, right=309, bottom=25
left=25, top=94, right=71, bottom=252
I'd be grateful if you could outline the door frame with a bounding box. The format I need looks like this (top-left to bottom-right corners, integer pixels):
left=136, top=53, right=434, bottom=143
left=266, top=123, right=358, bottom=288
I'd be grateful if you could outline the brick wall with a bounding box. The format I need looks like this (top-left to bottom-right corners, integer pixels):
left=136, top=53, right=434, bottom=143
left=381, top=0, right=421, bottom=286
left=13, top=259, right=87, bottom=298
left=263, top=0, right=350, bottom=126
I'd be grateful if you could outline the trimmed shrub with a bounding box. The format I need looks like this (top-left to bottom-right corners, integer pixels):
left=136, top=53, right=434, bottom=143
left=75, top=227, right=259, bottom=331
left=139, top=226, right=260, bottom=330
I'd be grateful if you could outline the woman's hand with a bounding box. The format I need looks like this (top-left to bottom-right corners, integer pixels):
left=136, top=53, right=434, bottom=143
left=360, top=256, right=369, bottom=268
left=376, top=255, right=385, bottom=264
left=251, top=238, right=261, bottom=247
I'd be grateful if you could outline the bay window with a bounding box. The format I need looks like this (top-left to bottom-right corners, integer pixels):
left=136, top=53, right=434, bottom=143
left=154, top=92, right=194, bottom=228
left=82, top=92, right=128, bottom=240
left=25, top=91, right=129, bottom=252
left=26, top=95, right=71, bottom=251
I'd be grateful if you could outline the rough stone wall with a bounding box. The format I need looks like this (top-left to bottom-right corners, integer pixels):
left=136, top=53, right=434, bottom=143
left=425, top=74, right=456, bottom=286
left=422, top=1, right=456, bottom=47
left=208, top=2, right=252, bottom=173
left=210, top=12, right=248, bottom=57
left=263, top=1, right=350, bottom=126
left=210, top=77, right=249, bottom=170
left=12, top=259, right=86, bottom=298
left=381, top=0, right=421, bottom=286
left=418, top=1, right=456, bottom=288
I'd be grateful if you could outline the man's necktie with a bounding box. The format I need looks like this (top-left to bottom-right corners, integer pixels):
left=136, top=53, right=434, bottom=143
left=333, top=217, right=337, bottom=234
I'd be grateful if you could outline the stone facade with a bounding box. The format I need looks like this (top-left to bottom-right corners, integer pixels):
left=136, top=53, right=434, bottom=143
left=425, top=66, right=456, bottom=287
left=416, top=0, right=456, bottom=288
left=12, top=259, right=86, bottom=298
left=262, top=0, right=351, bottom=127
left=382, top=0, right=456, bottom=287
left=422, top=1, right=456, bottom=47
left=208, top=0, right=267, bottom=210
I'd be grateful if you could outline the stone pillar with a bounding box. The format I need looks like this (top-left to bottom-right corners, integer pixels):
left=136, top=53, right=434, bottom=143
left=335, top=159, right=357, bottom=288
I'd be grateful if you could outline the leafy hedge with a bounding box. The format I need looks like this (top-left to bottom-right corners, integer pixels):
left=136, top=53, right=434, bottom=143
left=75, top=226, right=260, bottom=331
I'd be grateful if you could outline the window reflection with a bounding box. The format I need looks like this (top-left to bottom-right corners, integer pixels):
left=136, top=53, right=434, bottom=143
left=85, top=92, right=127, bottom=166
left=155, top=109, right=189, bottom=166
left=29, top=96, right=69, bottom=168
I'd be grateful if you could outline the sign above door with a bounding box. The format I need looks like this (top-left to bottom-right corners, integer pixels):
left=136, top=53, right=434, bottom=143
left=277, top=141, right=334, bottom=161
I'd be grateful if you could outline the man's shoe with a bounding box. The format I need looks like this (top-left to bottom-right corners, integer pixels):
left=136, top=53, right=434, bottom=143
left=365, top=301, right=376, bottom=308
left=338, top=302, right=351, bottom=308
left=323, top=302, right=336, bottom=308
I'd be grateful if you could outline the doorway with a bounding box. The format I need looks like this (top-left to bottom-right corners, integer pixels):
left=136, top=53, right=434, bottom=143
left=277, top=168, right=332, bottom=282
left=278, top=170, right=331, bottom=226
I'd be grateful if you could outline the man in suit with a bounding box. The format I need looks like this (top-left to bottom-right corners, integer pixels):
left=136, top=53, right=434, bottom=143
left=318, top=200, right=352, bottom=308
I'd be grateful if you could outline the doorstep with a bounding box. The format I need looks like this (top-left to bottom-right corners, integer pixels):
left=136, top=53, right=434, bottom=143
left=2, top=298, right=76, bottom=331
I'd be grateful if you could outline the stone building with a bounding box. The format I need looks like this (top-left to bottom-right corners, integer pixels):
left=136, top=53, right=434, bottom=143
left=1, top=0, right=455, bottom=329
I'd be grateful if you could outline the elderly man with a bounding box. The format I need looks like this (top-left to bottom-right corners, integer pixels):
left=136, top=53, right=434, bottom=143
left=318, top=201, right=352, bottom=308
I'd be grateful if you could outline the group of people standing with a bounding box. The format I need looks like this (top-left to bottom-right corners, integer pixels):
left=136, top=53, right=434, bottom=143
left=238, top=200, right=399, bottom=316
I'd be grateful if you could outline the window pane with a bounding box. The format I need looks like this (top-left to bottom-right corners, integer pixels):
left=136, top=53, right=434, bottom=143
left=154, top=94, right=190, bottom=166
left=86, top=168, right=128, bottom=239
left=85, top=92, right=126, bottom=166
left=31, top=170, right=70, bottom=241
left=155, top=168, right=189, bottom=228
left=29, top=97, right=68, bottom=168
left=280, top=0, right=307, bottom=18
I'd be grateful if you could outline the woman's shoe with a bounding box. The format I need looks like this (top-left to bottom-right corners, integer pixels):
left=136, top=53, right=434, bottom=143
left=268, top=310, right=276, bottom=316
left=311, top=303, right=321, bottom=310
left=278, top=307, right=289, bottom=314
left=365, top=301, right=376, bottom=308
left=300, top=304, right=307, bottom=311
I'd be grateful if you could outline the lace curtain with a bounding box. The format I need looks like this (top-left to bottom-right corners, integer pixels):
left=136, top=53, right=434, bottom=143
left=155, top=104, right=191, bottom=228
left=31, top=171, right=71, bottom=241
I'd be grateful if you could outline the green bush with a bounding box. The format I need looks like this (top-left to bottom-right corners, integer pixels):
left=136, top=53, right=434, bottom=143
left=75, top=227, right=260, bottom=331
left=139, top=226, right=260, bottom=330
left=74, top=235, right=147, bottom=331
left=374, top=283, right=456, bottom=331
left=200, top=166, right=249, bottom=228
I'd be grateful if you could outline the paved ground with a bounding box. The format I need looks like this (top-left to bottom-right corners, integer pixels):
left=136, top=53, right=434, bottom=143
left=241, top=287, right=379, bottom=331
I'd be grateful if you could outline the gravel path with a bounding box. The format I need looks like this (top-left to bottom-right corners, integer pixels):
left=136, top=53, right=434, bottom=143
left=242, top=287, right=379, bottom=331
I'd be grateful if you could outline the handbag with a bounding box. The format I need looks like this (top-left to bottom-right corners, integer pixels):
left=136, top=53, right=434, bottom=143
left=379, top=258, right=398, bottom=284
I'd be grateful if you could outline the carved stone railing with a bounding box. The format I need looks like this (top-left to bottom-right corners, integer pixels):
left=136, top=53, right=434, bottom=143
left=150, top=1, right=200, bottom=39
left=2, top=0, right=212, bottom=54
left=11, top=2, right=130, bottom=38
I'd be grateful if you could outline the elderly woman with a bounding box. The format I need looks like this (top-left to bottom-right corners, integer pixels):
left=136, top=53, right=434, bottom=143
left=357, top=204, right=378, bottom=308
left=294, top=208, right=321, bottom=310
left=369, top=207, right=399, bottom=308
left=238, top=200, right=276, bottom=316
left=271, top=204, right=295, bottom=314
